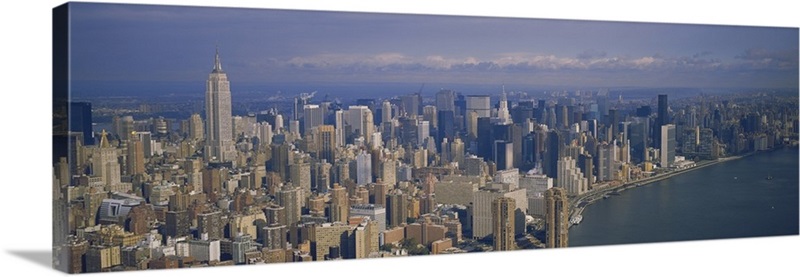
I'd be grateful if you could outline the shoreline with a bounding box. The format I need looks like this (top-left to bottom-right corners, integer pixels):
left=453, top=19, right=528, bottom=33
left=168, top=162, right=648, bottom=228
left=566, top=148, right=784, bottom=228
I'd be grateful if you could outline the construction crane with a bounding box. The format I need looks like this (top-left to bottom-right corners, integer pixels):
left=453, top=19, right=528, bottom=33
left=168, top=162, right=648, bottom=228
left=299, top=90, right=317, bottom=102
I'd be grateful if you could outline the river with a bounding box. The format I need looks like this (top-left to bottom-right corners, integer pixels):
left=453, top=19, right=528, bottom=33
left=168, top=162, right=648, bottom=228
left=569, top=147, right=799, bottom=246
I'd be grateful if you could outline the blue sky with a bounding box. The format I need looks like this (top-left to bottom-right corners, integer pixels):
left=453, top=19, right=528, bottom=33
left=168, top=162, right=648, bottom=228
left=69, top=2, right=798, bottom=89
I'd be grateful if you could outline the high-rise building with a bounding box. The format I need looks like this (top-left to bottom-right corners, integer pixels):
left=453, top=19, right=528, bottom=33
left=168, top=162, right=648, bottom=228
left=204, top=48, right=236, bottom=163
left=472, top=188, right=527, bottom=239
left=126, top=135, right=145, bottom=176
left=350, top=204, right=387, bottom=233
left=70, top=102, right=94, bottom=146
left=335, top=110, right=345, bottom=147
left=436, top=89, right=456, bottom=112
left=654, top=94, right=669, bottom=147
left=661, top=124, right=676, bottom=167
left=316, top=125, right=336, bottom=162
left=466, top=95, right=491, bottom=118
left=545, top=187, right=569, bottom=248
left=303, top=104, right=324, bottom=136
left=330, top=183, right=349, bottom=223
left=557, top=157, right=588, bottom=196
left=279, top=185, right=303, bottom=226
left=544, top=130, right=562, bottom=180
left=197, top=211, right=224, bottom=240
left=291, top=162, right=312, bottom=201
left=386, top=190, right=409, bottom=227
left=189, top=113, right=204, bottom=140
left=496, top=92, right=511, bottom=124
left=91, top=130, right=120, bottom=189
left=356, top=150, right=372, bottom=185
left=492, top=197, right=516, bottom=251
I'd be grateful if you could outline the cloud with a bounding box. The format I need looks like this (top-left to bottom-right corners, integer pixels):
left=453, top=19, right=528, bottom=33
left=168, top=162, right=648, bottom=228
left=735, top=48, right=799, bottom=70
left=281, top=49, right=797, bottom=82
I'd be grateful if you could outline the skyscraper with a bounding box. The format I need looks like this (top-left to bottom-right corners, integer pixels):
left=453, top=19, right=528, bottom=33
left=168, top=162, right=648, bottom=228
left=492, top=197, right=516, bottom=251
left=545, top=187, right=568, bottom=248
left=303, top=104, right=324, bottom=136
left=661, top=124, right=676, bottom=167
left=654, top=94, right=669, bottom=147
left=70, top=102, right=94, bottom=146
left=204, top=48, right=236, bottom=163
left=466, top=95, right=491, bottom=118
left=330, top=183, right=349, bottom=223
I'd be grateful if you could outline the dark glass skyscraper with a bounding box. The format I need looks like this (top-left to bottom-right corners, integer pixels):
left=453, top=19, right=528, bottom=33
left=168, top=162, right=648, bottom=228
left=655, top=94, right=669, bottom=147
left=69, top=102, right=93, bottom=146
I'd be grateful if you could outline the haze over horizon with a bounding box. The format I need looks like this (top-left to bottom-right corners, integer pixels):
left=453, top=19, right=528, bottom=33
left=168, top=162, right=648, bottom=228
left=69, top=3, right=799, bottom=96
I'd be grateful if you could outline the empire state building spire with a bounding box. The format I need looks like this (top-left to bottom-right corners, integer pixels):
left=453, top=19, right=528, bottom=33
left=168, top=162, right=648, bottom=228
left=213, top=46, right=224, bottom=73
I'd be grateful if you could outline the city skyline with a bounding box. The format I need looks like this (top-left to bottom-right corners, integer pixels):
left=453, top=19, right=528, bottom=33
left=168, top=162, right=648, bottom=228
left=48, top=1, right=799, bottom=275
left=68, top=3, right=798, bottom=93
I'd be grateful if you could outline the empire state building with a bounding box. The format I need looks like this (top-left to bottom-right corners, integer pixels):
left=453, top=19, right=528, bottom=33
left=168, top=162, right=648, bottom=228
left=204, top=48, right=236, bottom=164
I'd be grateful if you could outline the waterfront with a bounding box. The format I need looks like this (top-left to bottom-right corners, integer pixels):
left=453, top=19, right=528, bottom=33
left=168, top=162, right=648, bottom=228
left=569, top=147, right=799, bottom=246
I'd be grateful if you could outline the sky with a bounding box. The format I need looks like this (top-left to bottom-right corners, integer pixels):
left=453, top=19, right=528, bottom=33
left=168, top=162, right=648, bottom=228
left=68, top=2, right=799, bottom=92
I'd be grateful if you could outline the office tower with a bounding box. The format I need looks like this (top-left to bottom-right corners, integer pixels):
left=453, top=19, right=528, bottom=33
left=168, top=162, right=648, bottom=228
left=204, top=48, right=236, bottom=163
left=423, top=105, right=437, bottom=127
left=450, top=137, right=465, bottom=166
left=350, top=204, right=387, bottom=233
left=398, top=116, right=419, bottom=146
left=257, top=121, right=273, bottom=146
left=291, top=162, right=312, bottom=199
left=279, top=185, right=303, bottom=226
left=303, top=104, right=324, bottom=136
left=496, top=92, right=511, bottom=124
left=91, top=130, right=120, bottom=189
left=401, top=93, right=422, bottom=117
left=466, top=110, right=479, bottom=140
left=660, top=124, right=676, bottom=167
left=126, top=135, right=145, bottom=176
left=476, top=117, right=493, bottom=160
left=197, top=211, right=224, bottom=240
left=654, top=94, right=669, bottom=147
left=544, top=130, right=562, bottom=179
left=418, top=120, right=430, bottom=146
left=356, top=150, right=372, bottom=185
left=330, top=183, right=349, bottom=223
left=493, top=140, right=513, bottom=171
left=577, top=153, right=594, bottom=188
left=466, top=95, right=491, bottom=118
left=334, top=110, right=345, bottom=147
left=545, top=187, right=569, bottom=248
left=436, top=89, right=456, bottom=112
left=629, top=117, right=649, bottom=164
left=378, top=158, right=396, bottom=188
left=437, top=110, right=456, bottom=146
left=596, top=143, right=617, bottom=182
left=70, top=102, right=94, bottom=146
left=381, top=100, right=393, bottom=123
left=189, top=113, right=204, bottom=140
left=269, top=142, right=292, bottom=181
left=492, top=197, right=516, bottom=251
left=313, top=160, right=332, bottom=193
left=310, top=125, right=334, bottom=162
left=682, top=127, right=698, bottom=156
left=386, top=190, right=409, bottom=227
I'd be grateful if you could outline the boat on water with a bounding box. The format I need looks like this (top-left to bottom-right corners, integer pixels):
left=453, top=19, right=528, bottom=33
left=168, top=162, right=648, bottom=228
left=570, top=215, right=583, bottom=225
left=766, top=174, right=773, bottom=180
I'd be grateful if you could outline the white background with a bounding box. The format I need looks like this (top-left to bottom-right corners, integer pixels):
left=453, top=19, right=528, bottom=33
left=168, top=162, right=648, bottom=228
left=0, top=0, right=797, bottom=276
